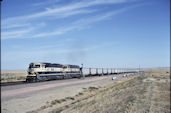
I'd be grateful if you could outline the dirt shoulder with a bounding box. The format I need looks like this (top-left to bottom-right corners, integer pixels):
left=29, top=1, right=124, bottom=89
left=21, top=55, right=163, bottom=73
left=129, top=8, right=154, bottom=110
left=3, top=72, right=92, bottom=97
left=2, top=74, right=122, bottom=113
left=32, top=69, right=170, bottom=113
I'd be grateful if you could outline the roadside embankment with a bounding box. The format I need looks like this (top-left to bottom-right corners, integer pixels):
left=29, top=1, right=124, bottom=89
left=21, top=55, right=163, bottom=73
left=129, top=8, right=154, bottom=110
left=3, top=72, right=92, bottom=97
left=32, top=69, right=170, bottom=113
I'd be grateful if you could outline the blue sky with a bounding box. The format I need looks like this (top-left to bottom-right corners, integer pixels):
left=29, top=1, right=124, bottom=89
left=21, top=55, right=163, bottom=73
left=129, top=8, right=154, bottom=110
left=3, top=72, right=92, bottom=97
left=1, top=0, right=170, bottom=70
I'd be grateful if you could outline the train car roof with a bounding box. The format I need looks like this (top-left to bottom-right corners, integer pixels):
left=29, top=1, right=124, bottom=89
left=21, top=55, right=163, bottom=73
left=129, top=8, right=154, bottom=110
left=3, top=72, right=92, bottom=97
left=30, top=62, right=62, bottom=65
left=29, top=63, right=79, bottom=68
left=64, top=64, right=80, bottom=68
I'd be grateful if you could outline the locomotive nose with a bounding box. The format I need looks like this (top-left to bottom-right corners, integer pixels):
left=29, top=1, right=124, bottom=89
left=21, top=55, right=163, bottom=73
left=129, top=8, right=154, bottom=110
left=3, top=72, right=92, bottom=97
left=28, top=68, right=34, bottom=74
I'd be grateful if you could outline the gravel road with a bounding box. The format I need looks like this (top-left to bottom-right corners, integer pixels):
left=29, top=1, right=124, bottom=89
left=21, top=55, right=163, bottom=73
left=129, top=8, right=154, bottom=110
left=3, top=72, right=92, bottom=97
left=1, top=74, right=126, bottom=113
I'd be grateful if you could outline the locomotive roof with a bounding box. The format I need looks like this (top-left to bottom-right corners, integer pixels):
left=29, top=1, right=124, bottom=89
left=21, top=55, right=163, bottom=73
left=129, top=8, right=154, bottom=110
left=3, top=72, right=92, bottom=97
left=65, top=64, right=80, bottom=68
left=29, top=62, right=79, bottom=67
left=30, top=62, right=62, bottom=65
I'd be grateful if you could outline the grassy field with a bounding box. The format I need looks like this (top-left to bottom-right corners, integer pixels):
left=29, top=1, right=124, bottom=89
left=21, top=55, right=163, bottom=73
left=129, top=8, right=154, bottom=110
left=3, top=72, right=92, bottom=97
left=1, top=71, right=27, bottom=82
left=33, top=68, right=170, bottom=113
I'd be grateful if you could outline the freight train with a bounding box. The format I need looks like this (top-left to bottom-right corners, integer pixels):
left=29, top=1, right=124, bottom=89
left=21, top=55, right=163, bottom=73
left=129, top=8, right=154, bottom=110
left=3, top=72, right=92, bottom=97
left=26, top=62, right=139, bottom=82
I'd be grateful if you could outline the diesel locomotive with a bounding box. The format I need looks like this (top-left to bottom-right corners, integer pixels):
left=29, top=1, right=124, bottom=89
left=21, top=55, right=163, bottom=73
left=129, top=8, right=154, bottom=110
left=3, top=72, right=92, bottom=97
left=26, top=62, right=81, bottom=82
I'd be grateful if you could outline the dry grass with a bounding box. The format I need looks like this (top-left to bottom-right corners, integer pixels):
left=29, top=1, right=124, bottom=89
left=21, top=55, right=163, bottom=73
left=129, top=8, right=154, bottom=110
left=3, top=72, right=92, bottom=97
left=27, top=69, right=170, bottom=113
left=1, top=71, right=27, bottom=82
left=44, top=69, right=170, bottom=113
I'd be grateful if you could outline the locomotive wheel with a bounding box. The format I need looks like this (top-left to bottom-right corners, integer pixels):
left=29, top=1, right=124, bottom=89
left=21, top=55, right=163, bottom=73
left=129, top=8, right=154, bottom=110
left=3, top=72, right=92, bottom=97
left=27, top=77, right=38, bottom=82
left=26, top=78, right=29, bottom=82
left=32, top=77, right=37, bottom=82
left=26, top=77, right=35, bottom=82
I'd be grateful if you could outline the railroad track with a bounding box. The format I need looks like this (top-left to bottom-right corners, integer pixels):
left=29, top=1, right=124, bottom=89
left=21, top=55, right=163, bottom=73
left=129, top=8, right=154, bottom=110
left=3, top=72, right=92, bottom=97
left=1, top=74, right=111, bottom=86
left=1, top=71, right=139, bottom=86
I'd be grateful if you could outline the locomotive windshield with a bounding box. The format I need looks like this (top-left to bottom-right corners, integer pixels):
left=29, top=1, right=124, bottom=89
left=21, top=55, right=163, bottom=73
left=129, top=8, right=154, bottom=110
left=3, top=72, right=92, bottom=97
left=29, top=63, right=40, bottom=68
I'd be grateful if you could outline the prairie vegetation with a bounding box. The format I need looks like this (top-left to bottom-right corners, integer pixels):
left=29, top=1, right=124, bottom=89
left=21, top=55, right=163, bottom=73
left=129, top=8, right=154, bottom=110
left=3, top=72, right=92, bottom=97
left=1, top=71, right=27, bottom=82
left=33, top=68, right=170, bottom=113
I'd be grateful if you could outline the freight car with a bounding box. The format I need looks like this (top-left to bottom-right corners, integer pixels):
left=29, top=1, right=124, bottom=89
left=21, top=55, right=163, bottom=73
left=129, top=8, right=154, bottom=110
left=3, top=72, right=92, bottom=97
left=26, top=62, right=81, bottom=82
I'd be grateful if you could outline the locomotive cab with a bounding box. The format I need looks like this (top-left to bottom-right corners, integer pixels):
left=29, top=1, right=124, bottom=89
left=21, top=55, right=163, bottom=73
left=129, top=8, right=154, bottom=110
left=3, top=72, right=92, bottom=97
left=26, top=63, right=44, bottom=82
left=28, top=63, right=44, bottom=74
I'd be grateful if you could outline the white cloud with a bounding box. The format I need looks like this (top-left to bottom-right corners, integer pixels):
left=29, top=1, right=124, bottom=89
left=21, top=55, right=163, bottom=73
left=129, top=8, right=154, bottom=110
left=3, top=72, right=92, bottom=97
left=2, top=0, right=131, bottom=28
left=2, top=0, right=141, bottom=40
left=28, top=0, right=127, bottom=19
left=2, top=5, right=137, bottom=40
left=30, top=6, right=136, bottom=39
left=2, top=28, right=33, bottom=39
left=32, top=0, right=62, bottom=7
left=2, top=23, right=31, bottom=29
left=2, top=23, right=46, bottom=39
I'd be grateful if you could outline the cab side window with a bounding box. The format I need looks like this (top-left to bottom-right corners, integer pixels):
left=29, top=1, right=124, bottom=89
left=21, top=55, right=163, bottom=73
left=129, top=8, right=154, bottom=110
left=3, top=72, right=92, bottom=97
left=35, top=65, right=40, bottom=68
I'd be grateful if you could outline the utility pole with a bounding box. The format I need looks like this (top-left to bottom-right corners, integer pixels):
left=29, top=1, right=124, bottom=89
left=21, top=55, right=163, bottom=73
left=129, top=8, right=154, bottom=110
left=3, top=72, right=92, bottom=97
left=89, top=68, right=91, bottom=75
left=102, top=68, right=104, bottom=75
left=81, top=63, right=84, bottom=79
